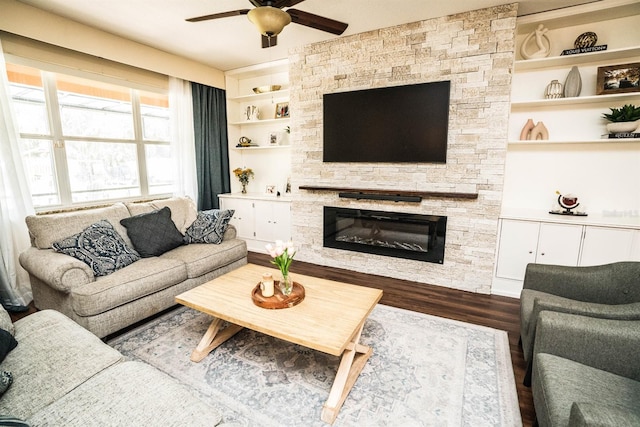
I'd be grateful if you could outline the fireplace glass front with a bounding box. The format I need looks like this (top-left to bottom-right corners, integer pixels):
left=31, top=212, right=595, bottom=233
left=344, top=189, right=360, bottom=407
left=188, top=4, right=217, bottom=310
left=323, top=207, right=446, bottom=263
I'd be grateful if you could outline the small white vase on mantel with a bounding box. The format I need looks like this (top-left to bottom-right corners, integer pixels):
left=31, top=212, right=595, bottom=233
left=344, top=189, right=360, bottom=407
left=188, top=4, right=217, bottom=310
left=606, top=120, right=640, bottom=134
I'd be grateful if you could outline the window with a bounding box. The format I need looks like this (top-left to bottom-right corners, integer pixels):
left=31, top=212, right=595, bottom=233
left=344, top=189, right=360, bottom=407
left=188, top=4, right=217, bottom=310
left=6, top=63, right=171, bottom=209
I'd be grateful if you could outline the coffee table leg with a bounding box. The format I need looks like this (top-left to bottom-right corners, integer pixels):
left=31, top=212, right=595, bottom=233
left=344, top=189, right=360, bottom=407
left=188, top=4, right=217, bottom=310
left=321, top=322, right=372, bottom=424
left=190, top=317, right=244, bottom=362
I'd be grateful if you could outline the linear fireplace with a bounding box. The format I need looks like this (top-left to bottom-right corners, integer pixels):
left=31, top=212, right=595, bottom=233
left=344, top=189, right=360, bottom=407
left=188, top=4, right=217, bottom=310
left=323, top=207, right=447, bottom=263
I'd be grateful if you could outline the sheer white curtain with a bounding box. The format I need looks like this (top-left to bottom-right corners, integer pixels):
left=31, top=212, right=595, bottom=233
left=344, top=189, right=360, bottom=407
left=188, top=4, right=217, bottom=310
left=169, top=76, right=198, bottom=205
left=0, top=39, right=35, bottom=309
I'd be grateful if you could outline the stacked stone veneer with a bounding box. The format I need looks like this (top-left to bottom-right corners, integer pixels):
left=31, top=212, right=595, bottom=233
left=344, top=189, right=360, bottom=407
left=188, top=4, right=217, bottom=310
left=288, top=4, right=517, bottom=293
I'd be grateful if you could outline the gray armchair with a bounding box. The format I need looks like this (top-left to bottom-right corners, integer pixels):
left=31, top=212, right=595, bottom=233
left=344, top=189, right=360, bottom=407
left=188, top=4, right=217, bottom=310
left=520, top=261, right=640, bottom=385
left=532, top=311, right=640, bottom=427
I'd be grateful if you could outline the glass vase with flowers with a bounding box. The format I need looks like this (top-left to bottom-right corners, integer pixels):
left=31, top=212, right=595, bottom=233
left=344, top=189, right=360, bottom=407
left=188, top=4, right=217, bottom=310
left=265, top=240, right=296, bottom=296
left=233, top=167, right=254, bottom=194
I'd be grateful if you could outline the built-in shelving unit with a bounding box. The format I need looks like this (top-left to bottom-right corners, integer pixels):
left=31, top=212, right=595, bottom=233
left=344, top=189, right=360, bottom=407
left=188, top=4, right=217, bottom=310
left=224, top=59, right=292, bottom=195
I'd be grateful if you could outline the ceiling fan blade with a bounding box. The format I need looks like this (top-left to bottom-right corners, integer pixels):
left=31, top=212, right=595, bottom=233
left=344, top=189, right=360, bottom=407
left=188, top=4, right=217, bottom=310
left=287, top=9, right=348, bottom=35
left=261, top=34, right=278, bottom=48
left=186, top=9, right=249, bottom=22
left=271, top=0, right=307, bottom=8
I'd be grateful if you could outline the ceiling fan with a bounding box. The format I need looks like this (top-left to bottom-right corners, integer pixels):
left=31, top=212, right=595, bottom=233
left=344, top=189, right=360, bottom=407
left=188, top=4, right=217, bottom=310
left=186, top=0, right=348, bottom=48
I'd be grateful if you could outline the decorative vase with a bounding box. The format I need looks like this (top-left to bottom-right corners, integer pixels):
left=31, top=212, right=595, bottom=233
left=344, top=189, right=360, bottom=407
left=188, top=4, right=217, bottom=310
left=563, top=66, right=582, bottom=98
left=519, top=118, right=535, bottom=140
left=279, top=273, right=293, bottom=296
left=544, top=80, right=563, bottom=99
left=241, top=183, right=247, bottom=194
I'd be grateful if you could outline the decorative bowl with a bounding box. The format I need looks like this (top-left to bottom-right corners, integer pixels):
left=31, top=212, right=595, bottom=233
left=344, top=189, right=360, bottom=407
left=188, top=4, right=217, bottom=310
left=253, top=85, right=281, bottom=94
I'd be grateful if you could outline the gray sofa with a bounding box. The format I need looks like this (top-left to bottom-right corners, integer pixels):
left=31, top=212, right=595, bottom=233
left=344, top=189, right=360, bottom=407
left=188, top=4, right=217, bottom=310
left=532, top=311, right=640, bottom=427
left=19, top=197, right=247, bottom=338
left=0, top=304, right=225, bottom=426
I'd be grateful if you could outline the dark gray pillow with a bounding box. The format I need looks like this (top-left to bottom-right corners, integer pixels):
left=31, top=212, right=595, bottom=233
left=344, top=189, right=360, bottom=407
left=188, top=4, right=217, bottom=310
left=184, top=209, right=234, bottom=244
left=0, top=329, right=17, bottom=364
left=52, top=220, right=140, bottom=277
left=120, top=206, right=184, bottom=257
left=0, top=414, right=30, bottom=426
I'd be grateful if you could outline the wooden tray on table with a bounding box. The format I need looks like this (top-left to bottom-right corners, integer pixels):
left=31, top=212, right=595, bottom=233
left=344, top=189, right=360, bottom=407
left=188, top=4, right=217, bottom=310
left=251, top=281, right=305, bottom=309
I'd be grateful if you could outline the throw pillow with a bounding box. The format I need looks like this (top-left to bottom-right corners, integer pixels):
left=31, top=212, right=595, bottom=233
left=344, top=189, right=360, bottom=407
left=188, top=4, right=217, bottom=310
left=0, top=329, right=17, bottom=364
left=0, top=371, right=13, bottom=397
left=52, top=220, right=140, bottom=277
left=184, top=209, right=235, bottom=244
left=120, top=206, right=184, bottom=257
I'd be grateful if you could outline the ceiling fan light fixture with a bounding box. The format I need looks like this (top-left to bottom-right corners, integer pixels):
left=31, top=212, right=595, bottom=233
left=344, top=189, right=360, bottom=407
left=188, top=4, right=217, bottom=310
left=247, top=6, right=291, bottom=37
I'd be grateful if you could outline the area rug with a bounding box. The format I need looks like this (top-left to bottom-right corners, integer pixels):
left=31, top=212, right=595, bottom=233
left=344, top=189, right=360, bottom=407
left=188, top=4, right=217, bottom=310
left=108, top=304, right=521, bottom=426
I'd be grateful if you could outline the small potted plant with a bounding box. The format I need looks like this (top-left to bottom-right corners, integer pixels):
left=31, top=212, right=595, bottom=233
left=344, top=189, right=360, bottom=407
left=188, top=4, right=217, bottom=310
left=602, top=104, right=640, bottom=134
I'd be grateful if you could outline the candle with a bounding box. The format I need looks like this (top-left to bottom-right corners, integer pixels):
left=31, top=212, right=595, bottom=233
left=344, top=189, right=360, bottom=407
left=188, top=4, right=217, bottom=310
left=261, top=273, right=274, bottom=298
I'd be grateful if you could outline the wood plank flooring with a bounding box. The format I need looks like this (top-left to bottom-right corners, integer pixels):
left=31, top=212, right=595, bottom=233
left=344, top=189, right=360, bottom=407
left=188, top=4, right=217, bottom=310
left=11, top=252, right=534, bottom=426
left=247, top=252, right=534, bottom=427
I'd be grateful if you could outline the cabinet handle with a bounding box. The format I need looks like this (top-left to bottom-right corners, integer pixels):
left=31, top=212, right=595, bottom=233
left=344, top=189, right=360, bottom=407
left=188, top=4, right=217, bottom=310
left=528, top=251, right=533, bottom=254
left=540, top=252, right=545, bottom=256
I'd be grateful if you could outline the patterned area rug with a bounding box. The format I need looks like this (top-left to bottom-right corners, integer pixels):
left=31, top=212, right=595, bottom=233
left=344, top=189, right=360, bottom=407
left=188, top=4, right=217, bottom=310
left=108, top=304, right=521, bottom=426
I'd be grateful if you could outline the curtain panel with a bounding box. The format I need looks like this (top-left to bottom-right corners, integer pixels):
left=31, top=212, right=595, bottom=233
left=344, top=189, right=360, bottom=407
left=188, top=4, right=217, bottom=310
left=191, top=83, right=230, bottom=210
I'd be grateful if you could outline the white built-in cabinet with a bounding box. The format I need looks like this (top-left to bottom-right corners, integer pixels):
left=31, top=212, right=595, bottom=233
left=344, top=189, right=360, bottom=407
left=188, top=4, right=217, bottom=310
left=219, top=194, right=292, bottom=253
left=493, top=217, right=640, bottom=297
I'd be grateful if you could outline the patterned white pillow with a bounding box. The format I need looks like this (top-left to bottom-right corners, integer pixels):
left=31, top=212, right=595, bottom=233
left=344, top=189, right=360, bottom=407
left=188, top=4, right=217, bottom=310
left=53, top=220, right=140, bottom=277
left=184, top=210, right=234, bottom=244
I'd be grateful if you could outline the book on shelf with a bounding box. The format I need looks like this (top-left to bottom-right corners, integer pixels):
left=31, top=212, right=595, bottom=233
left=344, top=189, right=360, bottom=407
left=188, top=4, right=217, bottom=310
left=236, top=143, right=260, bottom=147
left=607, top=132, right=640, bottom=139
left=560, top=45, right=607, bottom=56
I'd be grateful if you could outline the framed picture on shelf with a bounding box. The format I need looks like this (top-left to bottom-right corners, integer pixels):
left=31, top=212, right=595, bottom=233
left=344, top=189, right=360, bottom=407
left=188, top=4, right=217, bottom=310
left=269, top=132, right=279, bottom=145
left=275, top=102, right=289, bottom=119
left=596, top=62, right=640, bottom=95
left=265, top=185, right=276, bottom=195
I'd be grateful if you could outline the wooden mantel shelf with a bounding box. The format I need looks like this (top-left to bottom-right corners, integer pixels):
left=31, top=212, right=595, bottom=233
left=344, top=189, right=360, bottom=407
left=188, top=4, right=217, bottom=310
left=298, top=186, right=479, bottom=200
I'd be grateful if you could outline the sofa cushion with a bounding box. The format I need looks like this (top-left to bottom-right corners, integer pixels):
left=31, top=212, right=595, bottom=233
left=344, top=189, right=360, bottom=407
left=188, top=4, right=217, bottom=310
left=120, top=207, right=184, bottom=257
left=533, top=353, right=640, bottom=427
left=569, top=401, right=640, bottom=426
left=184, top=209, right=234, bottom=244
left=25, top=202, right=132, bottom=249
left=27, top=361, right=222, bottom=427
left=0, top=306, right=14, bottom=336
left=0, top=310, right=123, bottom=420
left=160, top=238, right=248, bottom=279
left=52, top=220, right=140, bottom=277
left=0, top=329, right=18, bottom=363
left=70, top=257, right=187, bottom=317
left=125, top=196, right=197, bottom=234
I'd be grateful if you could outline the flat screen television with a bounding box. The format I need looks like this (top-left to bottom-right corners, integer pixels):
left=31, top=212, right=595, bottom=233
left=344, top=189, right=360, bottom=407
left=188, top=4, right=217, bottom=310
left=323, top=80, right=450, bottom=163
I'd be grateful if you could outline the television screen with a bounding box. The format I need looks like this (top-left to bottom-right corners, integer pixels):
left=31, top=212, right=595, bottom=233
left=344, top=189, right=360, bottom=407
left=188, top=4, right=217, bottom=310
left=323, top=80, right=450, bottom=163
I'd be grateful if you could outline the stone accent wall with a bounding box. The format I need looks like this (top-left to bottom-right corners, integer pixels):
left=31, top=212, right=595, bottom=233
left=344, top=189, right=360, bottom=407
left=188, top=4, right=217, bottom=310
left=288, top=5, right=517, bottom=293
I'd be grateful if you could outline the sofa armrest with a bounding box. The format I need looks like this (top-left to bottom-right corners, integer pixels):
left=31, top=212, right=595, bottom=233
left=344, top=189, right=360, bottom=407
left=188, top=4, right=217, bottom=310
left=19, top=247, right=94, bottom=293
left=531, top=296, right=640, bottom=323
left=569, top=402, right=640, bottom=427
left=534, top=311, right=640, bottom=381
left=222, top=224, right=237, bottom=241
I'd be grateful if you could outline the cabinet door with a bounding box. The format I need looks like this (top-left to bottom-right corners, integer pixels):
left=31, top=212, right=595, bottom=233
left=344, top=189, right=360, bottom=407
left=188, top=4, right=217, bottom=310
left=495, top=220, right=539, bottom=280
left=271, top=202, right=291, bottom=242
left=253, top=201, right=274, bottom=242
left=579, top=226, right=635, bottom=266
left=220, top=198, right=254, bottom=240
left=536, top=223, right=582, bottom=266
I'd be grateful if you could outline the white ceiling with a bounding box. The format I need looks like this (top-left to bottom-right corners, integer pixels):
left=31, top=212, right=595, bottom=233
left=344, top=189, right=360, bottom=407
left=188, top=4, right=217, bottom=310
left=16, top=0, right=600, bottom=71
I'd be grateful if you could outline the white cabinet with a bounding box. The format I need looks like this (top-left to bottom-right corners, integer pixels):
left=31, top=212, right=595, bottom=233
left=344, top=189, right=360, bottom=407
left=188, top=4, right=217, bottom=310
left=579, top=226, right=636, bottom=266
left=492, top=217, right=640, bottom=297
left=219, top=194, right=291, bottom=252
left=495, top=220, right=582, bottom=281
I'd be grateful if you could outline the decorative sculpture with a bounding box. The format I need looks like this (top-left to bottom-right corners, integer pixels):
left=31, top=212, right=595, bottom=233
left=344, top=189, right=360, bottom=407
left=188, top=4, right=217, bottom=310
left=520, top=24, right=551, bottom=59
left=520, top=119, right=549, bottom=140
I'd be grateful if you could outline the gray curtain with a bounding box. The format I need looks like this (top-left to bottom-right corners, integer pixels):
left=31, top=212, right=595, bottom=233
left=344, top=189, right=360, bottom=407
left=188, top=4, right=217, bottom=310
left=190, top=82, right=230, bottom=210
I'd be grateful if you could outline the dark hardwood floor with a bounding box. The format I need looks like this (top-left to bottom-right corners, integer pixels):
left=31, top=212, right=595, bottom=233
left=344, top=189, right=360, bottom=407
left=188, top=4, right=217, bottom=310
left=11, top=252, right=534, bottom=426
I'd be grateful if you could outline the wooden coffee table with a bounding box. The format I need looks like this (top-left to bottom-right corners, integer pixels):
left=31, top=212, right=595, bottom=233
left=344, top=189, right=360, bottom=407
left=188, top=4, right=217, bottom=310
left=175, top=263, right=383, bottom=424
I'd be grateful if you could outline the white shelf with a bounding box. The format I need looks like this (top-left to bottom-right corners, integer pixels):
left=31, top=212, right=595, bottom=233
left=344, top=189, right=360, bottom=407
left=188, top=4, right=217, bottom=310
left=514, top=46, right=640, bottom=71
left=228, top=89, right=290, bottom=102
left=232, top=145, right=291, bottom=151
left=230, top=118, right=289, bottom=126
left=508, top=138, right=640, bottom=145
left=511, top=92, right=640, bottom=108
